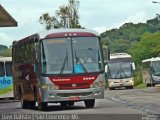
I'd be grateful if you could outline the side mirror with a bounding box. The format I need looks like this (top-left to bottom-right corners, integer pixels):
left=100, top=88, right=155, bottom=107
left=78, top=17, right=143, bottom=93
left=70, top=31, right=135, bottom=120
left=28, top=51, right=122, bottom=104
left=103, top=46, right=110, bottom=62
left=105, top=64, right=108, bottom=73
left=132, top=62, right=136, bottom=71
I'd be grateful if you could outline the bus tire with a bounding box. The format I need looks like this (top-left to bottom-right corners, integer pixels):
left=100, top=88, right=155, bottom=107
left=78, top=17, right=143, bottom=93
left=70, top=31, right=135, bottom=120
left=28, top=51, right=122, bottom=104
left=126, top=86, right=133, bottom=89
left=109, top=87, right=114, bottom=90
left=146, top=84, right=151, bottom=87
left=38, top=102, right=47, bottom=111
left=84, top=99, right=95, bottom=108
left=60, top=101, right=68, bottom=107
left=68, top=101, right=74, bottom=106
left=19, top=88, right=28, bottom=109
left=130, top=86, right=133, bottom=89
left=28, top=101, right=36, bottom=109
left=152, top=83, right=155, bottom=87
left=21, top=100, right=28, bottom=109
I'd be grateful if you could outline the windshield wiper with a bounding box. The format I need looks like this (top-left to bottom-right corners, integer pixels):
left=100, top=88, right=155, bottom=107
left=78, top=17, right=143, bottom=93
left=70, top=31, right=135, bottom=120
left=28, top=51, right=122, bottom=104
left=121, top=69, right=128, bottom=78
left=108, top=66, right=113, bottom=78
left=115, top=69, right=120, bottom=79
left=60, top=48, right=68, bottom=74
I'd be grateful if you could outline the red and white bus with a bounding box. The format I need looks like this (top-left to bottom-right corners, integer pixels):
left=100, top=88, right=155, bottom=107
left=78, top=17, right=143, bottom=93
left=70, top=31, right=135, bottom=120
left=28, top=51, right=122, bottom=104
left=12, top=29, right=105, bottom=111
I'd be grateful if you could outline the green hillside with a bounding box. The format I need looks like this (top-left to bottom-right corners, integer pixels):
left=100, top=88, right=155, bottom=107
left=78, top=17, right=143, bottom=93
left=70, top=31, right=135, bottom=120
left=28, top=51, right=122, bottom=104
left=101, top=15, right=160, bottom=86
left=0, top=45, right=12, bottom=57
left=101, top=15, right=160, bottom=55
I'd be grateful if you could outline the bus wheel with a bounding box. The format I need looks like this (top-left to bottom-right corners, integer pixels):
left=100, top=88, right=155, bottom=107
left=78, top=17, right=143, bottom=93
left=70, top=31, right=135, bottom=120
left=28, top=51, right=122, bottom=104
left=109, top=87, right=114, bottom=90
left=38, top=102, right=47, bottom=111
left=130, top=86, right=133, bottom=89
left=60, top=102, right=68, bottom=107
left=68, top=102, right=74, bottom=106
left=146, top=84, right=151, bottom=87
left=84, top=99, right=95, bottom=108
left=21, top=100, right=28, bottom=109
left=28, top=101, right=36, bottom=109
left=19, top=90, right=28, bottom=109
left=152, top=83, right=155, bottom=87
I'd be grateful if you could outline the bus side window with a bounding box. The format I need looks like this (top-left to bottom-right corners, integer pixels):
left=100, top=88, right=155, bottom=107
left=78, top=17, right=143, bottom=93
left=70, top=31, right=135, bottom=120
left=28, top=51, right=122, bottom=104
left=0, top=62, right=5, bottom=77
left=5, top=62, right=12, bottom=76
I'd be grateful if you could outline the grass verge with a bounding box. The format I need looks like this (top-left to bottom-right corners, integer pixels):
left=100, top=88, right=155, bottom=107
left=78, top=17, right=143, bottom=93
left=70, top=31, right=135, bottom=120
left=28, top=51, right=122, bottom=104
left=135, top=83, right=146, bottom=89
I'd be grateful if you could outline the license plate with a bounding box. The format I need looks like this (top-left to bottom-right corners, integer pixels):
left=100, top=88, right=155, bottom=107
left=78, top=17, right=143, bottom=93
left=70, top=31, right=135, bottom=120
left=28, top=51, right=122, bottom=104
left=69, top=96, right=80, bottom=101
left=120, top=84, right=124, bottom=86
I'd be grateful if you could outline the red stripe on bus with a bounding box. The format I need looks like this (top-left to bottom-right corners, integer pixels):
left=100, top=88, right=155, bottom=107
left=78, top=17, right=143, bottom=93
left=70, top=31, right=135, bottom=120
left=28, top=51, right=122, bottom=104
left=46, top=32, right=97, bottom=38
left=48, top=74, right=99, bottom=90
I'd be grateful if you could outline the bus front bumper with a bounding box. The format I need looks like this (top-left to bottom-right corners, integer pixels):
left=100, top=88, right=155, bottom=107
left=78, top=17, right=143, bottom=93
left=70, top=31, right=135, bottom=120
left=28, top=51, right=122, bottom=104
left=108, top=78, right=134, bottom=88
left=40, top=87, right=104, bottom=102
left=109, top=83, right=134, bottom=88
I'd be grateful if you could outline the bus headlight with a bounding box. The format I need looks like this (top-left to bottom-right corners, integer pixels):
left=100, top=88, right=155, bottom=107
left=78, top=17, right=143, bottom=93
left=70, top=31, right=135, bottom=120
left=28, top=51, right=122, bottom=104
left=42, top=84, right=59, bottom=90
left=109, top=80, right=113, bottom=84
left=129, top=80, right=134, bottom=85
left=90, top=81, right=105, bottom=88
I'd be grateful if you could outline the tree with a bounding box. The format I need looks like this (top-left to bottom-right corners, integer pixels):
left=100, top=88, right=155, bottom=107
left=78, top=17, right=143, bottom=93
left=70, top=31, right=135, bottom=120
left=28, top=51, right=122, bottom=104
left=0, top=48, right=12, bottom=57
left=100, top=15, right=160, bottom=54
left=129, top=32, right=160, bottom=65
left=39, top=0, right=81, bottom=29
left=39, top=13, right=60, bottom=30
left=0, top=45, right=7, bottom=51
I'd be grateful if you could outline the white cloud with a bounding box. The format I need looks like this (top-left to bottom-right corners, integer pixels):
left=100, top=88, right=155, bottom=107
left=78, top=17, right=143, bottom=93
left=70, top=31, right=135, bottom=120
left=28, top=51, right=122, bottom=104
left=0, top=0, right=160, bottom=46
left=0, top=33, right=13, bottom=47
left=92, top=26, right=107, bottom=34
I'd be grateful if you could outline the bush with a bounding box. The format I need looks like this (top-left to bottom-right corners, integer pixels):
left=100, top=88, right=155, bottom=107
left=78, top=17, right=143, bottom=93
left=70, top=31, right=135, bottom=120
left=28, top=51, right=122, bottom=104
left=134, top=66, right=143, bottom=86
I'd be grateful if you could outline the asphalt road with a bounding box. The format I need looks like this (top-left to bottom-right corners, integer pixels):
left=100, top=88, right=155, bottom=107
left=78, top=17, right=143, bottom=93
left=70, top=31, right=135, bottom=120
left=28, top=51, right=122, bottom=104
left=0, top=87, right=160, bottom=120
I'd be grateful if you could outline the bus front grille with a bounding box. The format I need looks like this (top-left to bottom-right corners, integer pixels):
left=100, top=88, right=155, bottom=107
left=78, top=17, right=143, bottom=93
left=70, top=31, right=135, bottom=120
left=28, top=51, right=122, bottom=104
left=57, top=92, right=92, bottom=97
left=60, top=83, right=89, bottom=88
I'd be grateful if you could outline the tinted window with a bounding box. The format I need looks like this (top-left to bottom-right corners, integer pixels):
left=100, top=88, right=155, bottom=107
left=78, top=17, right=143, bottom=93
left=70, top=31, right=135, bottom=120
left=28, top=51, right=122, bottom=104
left=0, top=62, right=5, bottom=77
left=5, top=62, right=12, bottom=76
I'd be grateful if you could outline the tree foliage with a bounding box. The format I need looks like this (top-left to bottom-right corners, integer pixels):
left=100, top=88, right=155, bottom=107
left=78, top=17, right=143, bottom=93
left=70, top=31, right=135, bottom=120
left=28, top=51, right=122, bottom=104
left=0, top=45, right=7, bottom=51
left=39, top=13, right=60, bottom=29
left=0, top=48, right=11, bottom=57
left=129, top=32, right=160, bottom=65
left=101, top=16, right=160, bottom=54
left=39, top=0, right=81, bottom=30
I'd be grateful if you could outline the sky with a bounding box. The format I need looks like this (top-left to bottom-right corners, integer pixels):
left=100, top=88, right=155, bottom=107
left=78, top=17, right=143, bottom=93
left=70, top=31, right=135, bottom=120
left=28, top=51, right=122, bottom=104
left=0, top=0, right=160, bottom=46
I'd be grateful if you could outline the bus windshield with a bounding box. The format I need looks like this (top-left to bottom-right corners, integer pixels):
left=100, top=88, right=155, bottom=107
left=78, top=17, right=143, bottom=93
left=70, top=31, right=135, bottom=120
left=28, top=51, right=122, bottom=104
left=152, top=61, right=160, bottom=76
left=40, top=37, right=103, bottom=75
left=108, top=62, right=132, bottom=79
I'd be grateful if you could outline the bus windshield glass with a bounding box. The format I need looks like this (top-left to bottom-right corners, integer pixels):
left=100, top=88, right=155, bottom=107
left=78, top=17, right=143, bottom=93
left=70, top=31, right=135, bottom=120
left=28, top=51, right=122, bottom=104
left=152, top=61, right=160, bottom=76
left=41, top=37, right=103, bottom=75
left=108, top=62, right=132, bottom=79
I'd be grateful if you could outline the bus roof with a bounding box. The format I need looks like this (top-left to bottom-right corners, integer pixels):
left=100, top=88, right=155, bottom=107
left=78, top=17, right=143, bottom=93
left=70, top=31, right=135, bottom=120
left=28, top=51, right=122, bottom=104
left=0, top=57, right=12, bottom=62
left=38, top=29, right=99, bottom=39
left=142, top=57, right=160, bottom=63
left=110, top=53, right=131, bottom=59
left=13, top=29, right=99, bottom=45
